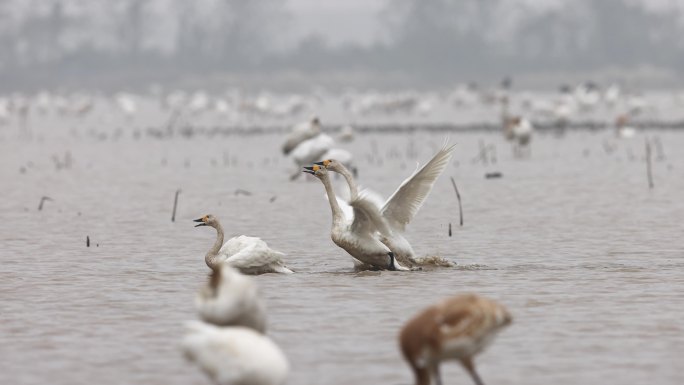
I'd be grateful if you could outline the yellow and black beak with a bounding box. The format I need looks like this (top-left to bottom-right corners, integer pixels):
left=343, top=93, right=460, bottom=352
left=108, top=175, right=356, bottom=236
left=193, top=217, right=207, bottom=227
left=302, top=166, right=315, bottom=175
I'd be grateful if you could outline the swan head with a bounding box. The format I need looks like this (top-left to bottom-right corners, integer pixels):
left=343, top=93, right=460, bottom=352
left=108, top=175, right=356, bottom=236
left=302, top=164, right=327, bottom=178
left=314, top=159, right=339, bottom=170
left=193, top=214, right=218, bottom=228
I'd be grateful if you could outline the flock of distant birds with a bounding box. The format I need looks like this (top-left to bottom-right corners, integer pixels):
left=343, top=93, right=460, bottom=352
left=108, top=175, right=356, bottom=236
left=4, top=81, right=665, bottom=385
left=0, top=81, right=668, bottom=141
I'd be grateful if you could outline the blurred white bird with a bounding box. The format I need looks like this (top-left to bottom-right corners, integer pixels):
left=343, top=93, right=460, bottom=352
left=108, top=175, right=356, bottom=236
left=182, top=321, right=289, bottom=385
left=196, top=263, right=267, bottom=332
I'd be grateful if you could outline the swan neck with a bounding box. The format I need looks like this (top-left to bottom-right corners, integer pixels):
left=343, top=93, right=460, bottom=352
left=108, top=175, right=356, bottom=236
left=320, top=173, right=344, bottom=225
left=337, top=165, right=358, bottom=197
left=206, top=222, right=225, bottom=269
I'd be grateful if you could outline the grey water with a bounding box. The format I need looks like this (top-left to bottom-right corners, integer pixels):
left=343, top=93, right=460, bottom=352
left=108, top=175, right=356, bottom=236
left=1, top=124, right=683, bottom=385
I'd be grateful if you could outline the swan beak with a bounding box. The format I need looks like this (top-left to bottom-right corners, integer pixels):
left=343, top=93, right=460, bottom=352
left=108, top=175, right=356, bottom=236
left=314, top=160, right=330, bottom=167
left=302, top=166, right=315, bottom=175
left=193, top=218, right=207, bottom=227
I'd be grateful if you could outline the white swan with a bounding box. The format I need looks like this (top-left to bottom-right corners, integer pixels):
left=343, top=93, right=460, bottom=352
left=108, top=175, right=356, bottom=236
left=182, top=321, right=289, bottom=385
left=615, top=114, right=636, bottom=139
left=196, top=263, right=267, bottom=333
left=288, top=132, right=356, bottom=181
left=303, top=165, right=407, bottom=271
left=282, top=116, right=321, bottom=155
left=194, top=215, right=293, bottom=275
left=315, top=140, right=456, bottom=267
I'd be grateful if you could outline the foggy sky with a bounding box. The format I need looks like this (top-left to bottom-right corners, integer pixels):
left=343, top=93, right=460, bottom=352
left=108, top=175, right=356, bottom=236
left=1, top=0, right=683, bottom=90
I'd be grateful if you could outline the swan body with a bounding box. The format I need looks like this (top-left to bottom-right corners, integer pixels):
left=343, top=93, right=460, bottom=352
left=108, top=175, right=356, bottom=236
left=615, top=114, right=636, bottom=139
left=511, top=117, right=533, bottom=146
left=316, top=141, right=456, bottom=267
left=182, top=321, right=289, bottom=385
left=399, top=294, right=512, bottom=385
left=196, top=263, right=267, bottom=332
left=303, top=165, right=407, bottom=271
left=282, top=117, right=321, bottom=155
left=194, top=215, right=293, bottom=275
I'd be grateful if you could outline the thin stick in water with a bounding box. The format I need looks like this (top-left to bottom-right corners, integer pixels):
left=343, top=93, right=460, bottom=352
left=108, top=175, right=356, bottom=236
left=86, top=236, right=90, bottom=247
left=448, top=222, right=452, bottom=237
left=450, top=177, right=464, bottom=226
left=38, top=196, right=52, bottom=211
left=171, top=189, right=181, bottom=222
left=645, top=138, right=654, bottom=189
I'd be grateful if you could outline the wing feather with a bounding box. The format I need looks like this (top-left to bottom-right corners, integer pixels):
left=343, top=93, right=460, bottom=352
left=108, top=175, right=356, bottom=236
left=349, top=190, right=393, bottom=238
left=382, top=140, right=456, bottom=231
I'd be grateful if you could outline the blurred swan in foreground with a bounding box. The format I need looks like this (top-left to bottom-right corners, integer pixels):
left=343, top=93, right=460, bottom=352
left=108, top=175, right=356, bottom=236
left=303, top=165, right=407, bottom=271
left=399, top=294, right=512, bottom=385
left=194, top=214, right=293, bottom=274
left=196, top=263, right=267, bottom=332
left=182, top=321, right=289, bottom=385
left=315, top=140, right=456, bottom=267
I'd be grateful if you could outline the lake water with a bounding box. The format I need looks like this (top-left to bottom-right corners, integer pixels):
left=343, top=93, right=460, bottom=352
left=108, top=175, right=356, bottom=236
left=1, top=116, right=683, bottom=384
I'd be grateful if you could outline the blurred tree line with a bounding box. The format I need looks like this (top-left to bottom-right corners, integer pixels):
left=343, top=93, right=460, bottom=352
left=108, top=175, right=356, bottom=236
left=0, top=0, right=682, bottom=89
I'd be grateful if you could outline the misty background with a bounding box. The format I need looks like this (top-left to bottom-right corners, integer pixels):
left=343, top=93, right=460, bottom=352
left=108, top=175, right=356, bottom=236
left=1, top=0, right=683, bottom=91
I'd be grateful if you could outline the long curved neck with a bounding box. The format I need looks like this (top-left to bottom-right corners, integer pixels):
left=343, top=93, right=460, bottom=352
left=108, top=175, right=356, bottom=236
left=320, top=173, right=345, bottom=227
left=335, top=164, right=359, bottom=198
left=205, top=223, right=225, bottom=270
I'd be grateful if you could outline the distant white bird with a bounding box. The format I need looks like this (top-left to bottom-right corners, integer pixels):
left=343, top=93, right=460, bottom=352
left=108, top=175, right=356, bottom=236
left=115, top=93, right=137, bottom=118
left=282, top=117, right=321, bottom=155
left=615, top=114, right=636, bottom=139
left=182, top=321, right=289, bottom=385
left=399, top=294, right=512, bottom=385
left=194, top=214, right=293, bottom=275
left=303, top=164, right=408, bottom=271
left=337, top=124, right=355, bottom=142
left=315, top=140, right=455, bottom=267
left=196, top=263, right=267, bottom=332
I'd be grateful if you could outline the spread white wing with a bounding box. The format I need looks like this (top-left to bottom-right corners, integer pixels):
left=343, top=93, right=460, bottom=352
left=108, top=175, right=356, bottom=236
left=381, top=140, right=456, bottom=231
left=349, top=190, right=393, bottom=238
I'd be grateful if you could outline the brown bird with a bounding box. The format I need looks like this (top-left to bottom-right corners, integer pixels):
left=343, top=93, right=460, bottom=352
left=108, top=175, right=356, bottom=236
left=399, top=294, right=512, bottom=385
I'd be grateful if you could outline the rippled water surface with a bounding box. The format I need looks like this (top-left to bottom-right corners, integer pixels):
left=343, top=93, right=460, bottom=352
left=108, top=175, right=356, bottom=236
left=1, top=125, right=683, bottom=385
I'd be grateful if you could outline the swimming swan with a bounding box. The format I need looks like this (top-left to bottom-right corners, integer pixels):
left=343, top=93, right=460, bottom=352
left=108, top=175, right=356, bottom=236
left=303, top=165, right=407, bottom=271
left=196, top=263, right=267, bottom=333
left=194, top=214, right=293, bottom=275
left=182, top=321, right=289, bottom=385
left=315, top=140, right=456, bottom=267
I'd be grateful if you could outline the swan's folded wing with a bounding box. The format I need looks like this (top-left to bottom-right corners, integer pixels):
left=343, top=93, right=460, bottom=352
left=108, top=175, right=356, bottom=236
left=350, top=191, right=393, bottom=238
left=225, top=243, right=283, bottom=269
left=381, top=140, right=456, bottom=231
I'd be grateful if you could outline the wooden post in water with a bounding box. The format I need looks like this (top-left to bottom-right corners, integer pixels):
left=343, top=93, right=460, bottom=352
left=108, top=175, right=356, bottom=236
left=448, top=222, right=452, bottom=237
left=645, top=138, right=654, bottom=189
left=38, top=196, right=52, bottom=211
left=86, top=236, right=90, bottom=247
left=171, top=189, right=181, bottom=222
left=450, top=177, right=464, bottom=226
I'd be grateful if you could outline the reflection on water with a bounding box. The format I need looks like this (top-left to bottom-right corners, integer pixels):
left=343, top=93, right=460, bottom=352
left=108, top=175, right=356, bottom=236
left=1, top=126, right=683, bottom=385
